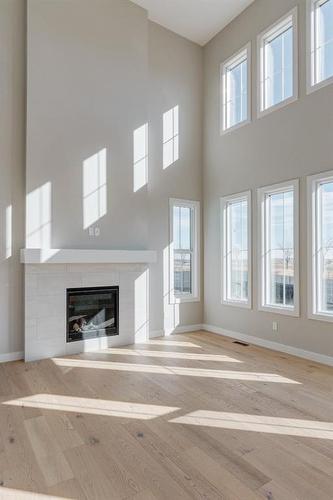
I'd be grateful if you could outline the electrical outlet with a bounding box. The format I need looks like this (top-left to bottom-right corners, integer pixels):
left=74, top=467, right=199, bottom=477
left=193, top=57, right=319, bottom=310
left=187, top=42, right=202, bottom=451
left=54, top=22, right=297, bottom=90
left=272, top=321, right=278, bottom=332
left=88, top=227, right=94, bottom=237
left=94, top=227, right=100, bottom=237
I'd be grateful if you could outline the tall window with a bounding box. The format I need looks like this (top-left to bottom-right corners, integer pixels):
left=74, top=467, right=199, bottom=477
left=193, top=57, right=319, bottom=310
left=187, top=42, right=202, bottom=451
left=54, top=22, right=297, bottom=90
left=308, top=0, right=333, bottom=92
left=169, top=199, right=200, bottom=302
left=221, top=43, right=251, bottom=133
left=258, top=180, right=299, bottom=316
left=221, top=191, right=251, bottom=308
left=308, top=171, right=333, bottom=321
left=258, top=8, right=298, bottom=116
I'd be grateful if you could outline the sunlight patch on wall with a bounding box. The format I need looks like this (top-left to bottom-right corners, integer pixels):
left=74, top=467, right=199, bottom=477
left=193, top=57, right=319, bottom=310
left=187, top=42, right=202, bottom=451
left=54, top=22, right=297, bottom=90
left=5, top=205, right=12, bottom=259
left=170, top=410, right=333, bottom=440
left=135, top=269, right=149, bottom=342
left=163, top=106, right=179, bottom=169
left=26, top=182, right=52, bottom=248
left=3, top=393, right=179, bottom=420
left=133, top=123, right=148, bottom=192
left=83, top=148, right=107, bottom=229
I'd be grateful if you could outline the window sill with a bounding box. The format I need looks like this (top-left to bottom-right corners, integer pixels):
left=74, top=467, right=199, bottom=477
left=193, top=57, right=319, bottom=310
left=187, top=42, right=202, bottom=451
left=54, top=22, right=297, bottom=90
left=307, top=75, right=333, bottom=95
left=258, top=304, right=299, bottom=317
left=222, top=299, right=252, bottom=310
left=171, top=294, right=200, bottom=304
left=257, top=94, right=298, bottom=119
left=308, top=311, right=333, bottom=323
left=220, top=117, right=251, bottom=136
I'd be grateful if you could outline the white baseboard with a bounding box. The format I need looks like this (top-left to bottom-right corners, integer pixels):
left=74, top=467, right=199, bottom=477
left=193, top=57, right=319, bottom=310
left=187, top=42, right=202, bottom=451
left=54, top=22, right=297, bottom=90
left=149, top=329, right=164, bottom=339
left=202, top=324, right=333, bottom=367
left=0, top=351, right=24, bottom=363
left=149, top=324, right=202, bottom=340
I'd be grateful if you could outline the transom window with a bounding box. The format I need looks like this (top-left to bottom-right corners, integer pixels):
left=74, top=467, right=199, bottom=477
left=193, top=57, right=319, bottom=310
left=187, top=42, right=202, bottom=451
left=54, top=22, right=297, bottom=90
left=221, top=191, right=251, bottom=308
left=308, top=171, right=333, bottom=321
left=308, top=0, right=333, bottom=91
left=221, top=44, right=251, bottom=133
left=258, top=8, right=298, bottom=116
left=169, top=199, right=200, bottom=303
left=258, top=180, right=299, bottom=316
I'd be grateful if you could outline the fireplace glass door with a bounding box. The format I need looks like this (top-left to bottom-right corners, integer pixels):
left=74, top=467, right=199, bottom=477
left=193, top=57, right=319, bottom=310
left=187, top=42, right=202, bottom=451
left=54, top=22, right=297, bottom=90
left=67, top=286, right=119, bottom=342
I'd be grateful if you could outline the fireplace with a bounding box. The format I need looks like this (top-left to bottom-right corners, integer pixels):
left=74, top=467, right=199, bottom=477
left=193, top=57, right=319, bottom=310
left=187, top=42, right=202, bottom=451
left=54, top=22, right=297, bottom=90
left=67, top=286, right=119, bottom=343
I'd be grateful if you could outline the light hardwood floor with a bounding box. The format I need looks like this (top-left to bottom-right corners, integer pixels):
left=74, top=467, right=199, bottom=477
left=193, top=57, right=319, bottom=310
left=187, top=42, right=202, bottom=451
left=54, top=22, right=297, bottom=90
left=0, top=331, right=333, bottom=499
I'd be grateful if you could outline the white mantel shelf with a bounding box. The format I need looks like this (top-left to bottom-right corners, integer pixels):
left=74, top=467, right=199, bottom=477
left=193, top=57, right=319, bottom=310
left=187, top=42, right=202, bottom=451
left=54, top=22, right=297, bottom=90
left=21, top=248, right=157, bottom=265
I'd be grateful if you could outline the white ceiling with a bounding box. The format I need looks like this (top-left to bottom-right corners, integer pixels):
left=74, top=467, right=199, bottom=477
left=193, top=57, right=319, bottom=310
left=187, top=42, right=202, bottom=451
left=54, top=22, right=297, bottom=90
left=130, top=0, right=255, bottom=46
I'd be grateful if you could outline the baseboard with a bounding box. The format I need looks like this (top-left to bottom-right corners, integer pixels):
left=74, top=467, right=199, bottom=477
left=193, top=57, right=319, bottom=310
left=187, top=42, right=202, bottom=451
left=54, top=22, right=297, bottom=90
left=202, top=324, right=333, bottom=367
left=0, top=351, right=24, bottom=363
left=149, top=324, right=202, bottom=340
left=171, top=324, right=203, bottom=334
left=149, top=329, right=164, bottom=339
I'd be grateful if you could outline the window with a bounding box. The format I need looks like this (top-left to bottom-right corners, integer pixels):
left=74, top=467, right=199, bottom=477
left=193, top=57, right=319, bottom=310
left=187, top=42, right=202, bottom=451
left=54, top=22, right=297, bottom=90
left=221, top=43, right=251, bottom=133
left=308, top=171, right=333, bottom=321
left=258, top=179, right=299, bottom=316
left=258, top=8, right=298, bottom=116
left=163, top=106, right=179, bottom=169
left=169, top=199, right=200, bottom=303
left=307, top=0, right=333, bottom=92
left=221, top=191, right=252, bottom=308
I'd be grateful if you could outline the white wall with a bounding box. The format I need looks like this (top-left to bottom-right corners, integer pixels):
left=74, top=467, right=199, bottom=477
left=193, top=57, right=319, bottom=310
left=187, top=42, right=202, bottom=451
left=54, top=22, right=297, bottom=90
left=0, top=0, right=25, bottom=359
left=203, top=0, right=333, bottom=357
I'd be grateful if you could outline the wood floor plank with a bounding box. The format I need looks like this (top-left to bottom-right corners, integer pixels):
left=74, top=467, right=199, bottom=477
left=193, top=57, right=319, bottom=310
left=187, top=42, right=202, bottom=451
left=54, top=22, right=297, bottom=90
left=0, top=331, right=331, bottom=499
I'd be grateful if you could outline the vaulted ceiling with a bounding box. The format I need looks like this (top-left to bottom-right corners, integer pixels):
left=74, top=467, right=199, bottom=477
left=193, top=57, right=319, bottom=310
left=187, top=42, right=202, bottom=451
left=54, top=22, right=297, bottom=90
left=130, top=0, right=255, bottom=46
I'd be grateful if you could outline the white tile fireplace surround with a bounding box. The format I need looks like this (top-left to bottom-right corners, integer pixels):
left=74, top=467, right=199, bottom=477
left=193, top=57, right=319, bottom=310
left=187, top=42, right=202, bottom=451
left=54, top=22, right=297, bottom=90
left=22, top=249, right=157, bottom=362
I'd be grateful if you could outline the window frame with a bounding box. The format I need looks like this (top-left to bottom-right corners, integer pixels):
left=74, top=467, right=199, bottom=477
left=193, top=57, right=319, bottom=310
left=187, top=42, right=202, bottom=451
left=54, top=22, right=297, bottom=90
left=169, top=198, right=200, bottom=304
left=257, top=7, right=298, bottom=118
left=307, top=0, right=333, bottom=94
left=220, top=190, right=252, bottom=309
left=220, top=42, right=252, bottom=135
left=307, top=170, right=333, bottom=322
left=258, top=179, right=300, bottom=317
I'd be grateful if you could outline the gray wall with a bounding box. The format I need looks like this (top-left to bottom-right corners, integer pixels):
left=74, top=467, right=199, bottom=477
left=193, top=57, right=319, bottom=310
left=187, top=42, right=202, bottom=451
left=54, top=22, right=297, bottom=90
left=203, top=0, right=333, bottom=356
left=25, top=0, right=203, bottom=343
left=0, top=0, right=26, bottom=357
left=148, top=22, right=203, bottom=333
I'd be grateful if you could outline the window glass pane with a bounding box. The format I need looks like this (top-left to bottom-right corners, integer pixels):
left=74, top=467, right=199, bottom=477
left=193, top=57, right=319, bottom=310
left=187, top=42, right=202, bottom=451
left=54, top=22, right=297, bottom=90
left=180, top=207, right=191, bottom=250
left=227, top=198, right=248, bottom=301
left=317, top=0, right=333, bottom=82
left=264, top=26, right=293, bottom=109
left=226, top=57, right=247, bottom=128
left=266, top=190, right=294, bottom=307
left=174, top=252, right=192, bottom=294
left=173, top=206, right=180, bottom=249
left=319, top=181, right=333, bottom=311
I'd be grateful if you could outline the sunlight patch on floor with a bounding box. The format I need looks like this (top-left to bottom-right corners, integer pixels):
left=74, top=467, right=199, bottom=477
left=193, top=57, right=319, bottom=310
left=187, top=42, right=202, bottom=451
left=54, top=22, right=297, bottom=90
left=52, top=358, right=300, bottom=383
left=104, top=348, right=242, bottom=363
left=170, top=411, right=333, bottom=440
left=3, top=394, right=179, bottom=420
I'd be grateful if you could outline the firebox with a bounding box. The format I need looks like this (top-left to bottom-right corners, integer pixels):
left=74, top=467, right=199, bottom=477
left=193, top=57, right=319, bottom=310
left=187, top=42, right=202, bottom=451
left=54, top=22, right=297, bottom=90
left=66, top=286, right=119, bottom=342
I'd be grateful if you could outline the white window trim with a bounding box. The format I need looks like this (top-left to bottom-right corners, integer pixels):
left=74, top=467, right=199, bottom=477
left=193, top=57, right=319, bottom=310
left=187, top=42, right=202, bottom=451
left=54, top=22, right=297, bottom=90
left=257, top=179, right=300, bottom=317
left=307, top=0, right=333, bottom=94
left=220, top=42, right=252, bottom=135
left=257, top=7, right=298, bottom=119
left=220, top=190, right=252, bottom=309
left=169, top=198, right=200, bottom=304
left=307, top=169, right=333, bottom=322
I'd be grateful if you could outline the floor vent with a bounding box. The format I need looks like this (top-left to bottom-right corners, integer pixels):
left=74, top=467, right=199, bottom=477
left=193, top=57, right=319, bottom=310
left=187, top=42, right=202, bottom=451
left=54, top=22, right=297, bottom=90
left=233, top=341, right=249, bottom=347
